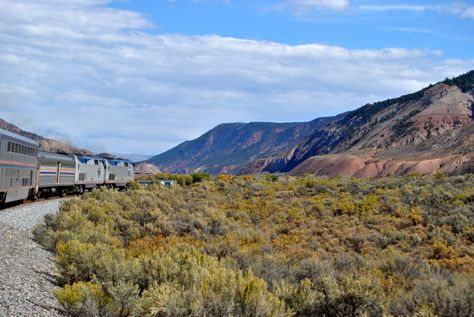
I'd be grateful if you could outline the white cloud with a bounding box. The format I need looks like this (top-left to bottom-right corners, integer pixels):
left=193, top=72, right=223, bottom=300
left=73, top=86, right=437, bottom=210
left=264, top=0, right=350, bottom=14
left=384, top=27, right=434, bottom=34
left=450, top=4, right=474, bottom=19
left=358, top=3, right=474, bottom=20
left=358, top=4, right=429, bottom=13
left=289, top=0, right=350, bottom=11
left=0, top=0, right=473, bottom=155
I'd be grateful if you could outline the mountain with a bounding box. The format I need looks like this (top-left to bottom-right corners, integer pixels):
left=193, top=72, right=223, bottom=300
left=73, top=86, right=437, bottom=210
left=111, top=153, right=153, bottom=163
left=147, top=118, right=337, bottom=174
left=148, top=70, right=474, bottom=177
left=0, top=118, right=91, bottom=155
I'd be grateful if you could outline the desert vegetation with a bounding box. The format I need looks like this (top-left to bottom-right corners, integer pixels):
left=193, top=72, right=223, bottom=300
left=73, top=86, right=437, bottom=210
left=34, top=174, right=474, bottom=316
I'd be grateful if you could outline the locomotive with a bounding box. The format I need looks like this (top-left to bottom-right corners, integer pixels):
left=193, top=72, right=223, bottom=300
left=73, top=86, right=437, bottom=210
left=0, top=127, right=135, bottom=204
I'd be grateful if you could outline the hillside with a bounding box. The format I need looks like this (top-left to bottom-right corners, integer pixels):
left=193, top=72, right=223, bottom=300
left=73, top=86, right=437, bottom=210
left=0, top=118, right=90, bottom=155
left=148, top=70, right=474, bottom=176
left=147, top=117, right=337, bottom=174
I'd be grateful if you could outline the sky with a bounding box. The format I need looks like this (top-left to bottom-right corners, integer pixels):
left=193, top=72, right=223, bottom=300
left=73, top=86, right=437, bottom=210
left=1, top=0, right=474, bottom=155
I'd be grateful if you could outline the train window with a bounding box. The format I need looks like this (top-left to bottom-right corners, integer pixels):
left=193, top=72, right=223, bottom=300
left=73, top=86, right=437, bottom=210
left=124, top=162, right=129, bottom=167
left=109, top=174, right=116, bottom=181
left=79, top=173, right=86, bottom=181
left=7, top=142, right=11, bottom=152
left=15, top=143, right=19, bottom=153
left=30, top=171, right=33, bottom=186
left=94, top=160, right=99, bottom=165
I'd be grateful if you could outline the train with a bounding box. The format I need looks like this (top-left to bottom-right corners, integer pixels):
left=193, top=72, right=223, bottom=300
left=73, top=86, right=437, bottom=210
left=0, top=127, right=135, bottom=204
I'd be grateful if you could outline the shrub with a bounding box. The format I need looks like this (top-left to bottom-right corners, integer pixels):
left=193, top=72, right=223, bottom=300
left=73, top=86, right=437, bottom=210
left=34, top=175, right=474, bottom=316
left=54, top=281, right=109, bottom=317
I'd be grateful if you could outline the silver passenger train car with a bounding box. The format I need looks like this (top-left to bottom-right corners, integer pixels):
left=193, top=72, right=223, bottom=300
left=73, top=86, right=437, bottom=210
left=105, top=158, right=134, bottom=187
left=0, top=128, right=135, bottom=204
left=38, top=151, right=77, bottom=197
left=75, top=156, right=106, bottom=190
left=0, top=128, right=39, bottom=203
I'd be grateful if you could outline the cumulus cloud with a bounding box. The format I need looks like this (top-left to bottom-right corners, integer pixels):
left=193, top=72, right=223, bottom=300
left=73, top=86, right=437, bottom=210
left=0, top=0, right=473, bottom=155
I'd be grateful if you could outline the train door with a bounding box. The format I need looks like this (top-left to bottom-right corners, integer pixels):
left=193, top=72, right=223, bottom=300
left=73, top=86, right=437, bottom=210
left=5, top=168, right=19, bottom=203
left=57, top=162, right=61, bottom=184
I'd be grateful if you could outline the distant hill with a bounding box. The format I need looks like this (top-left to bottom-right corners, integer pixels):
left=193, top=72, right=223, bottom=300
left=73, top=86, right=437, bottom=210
left=147, top=117, right=338, bottom=174
left=147, top=70, right=474, bottom=177
left=0, top=118, right=91, bottom=155
left=111, top=153, right=153, bottom=163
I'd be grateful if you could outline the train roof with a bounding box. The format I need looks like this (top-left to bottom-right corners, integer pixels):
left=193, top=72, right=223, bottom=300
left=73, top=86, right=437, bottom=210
left=38, top=150, right=75, bottom=161
left=77, top=155, right=106, bottom=161
left=0, top=128, right=39, bottom=147
left=107, top=159, right=134, bottom=165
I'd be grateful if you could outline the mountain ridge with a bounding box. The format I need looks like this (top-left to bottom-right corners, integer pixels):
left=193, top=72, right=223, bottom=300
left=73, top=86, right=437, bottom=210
left=0, top=118, right=91, bottom=155
left=147, top=116, right=338, bottom=174
left=146, top=70, right=474, bottom=176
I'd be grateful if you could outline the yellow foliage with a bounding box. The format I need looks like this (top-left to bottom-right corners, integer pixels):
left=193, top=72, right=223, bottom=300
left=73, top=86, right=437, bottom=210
left=54, top=281, right=109, bottom=316
left=410, top=206, right=423, bottom=225
left=431, top=240, right=455, bottom=260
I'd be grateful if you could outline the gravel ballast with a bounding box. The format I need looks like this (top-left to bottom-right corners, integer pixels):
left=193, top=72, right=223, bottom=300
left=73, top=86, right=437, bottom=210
left=0, top=199, right=64, bottom=317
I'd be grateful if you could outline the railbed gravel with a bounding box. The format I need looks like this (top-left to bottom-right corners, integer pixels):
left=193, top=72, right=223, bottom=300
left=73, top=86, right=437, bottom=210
left=0, top=199, right=64, bottom=317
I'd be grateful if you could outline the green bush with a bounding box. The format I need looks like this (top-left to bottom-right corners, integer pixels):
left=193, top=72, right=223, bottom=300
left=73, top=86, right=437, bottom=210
left=34, top=175, right=474, bottom=316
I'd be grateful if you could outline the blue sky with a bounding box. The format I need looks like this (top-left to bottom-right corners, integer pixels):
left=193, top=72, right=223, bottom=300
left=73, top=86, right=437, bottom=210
left=112, top=0, right=474, bottom=58
left=0, top=0, right=473, bottom=155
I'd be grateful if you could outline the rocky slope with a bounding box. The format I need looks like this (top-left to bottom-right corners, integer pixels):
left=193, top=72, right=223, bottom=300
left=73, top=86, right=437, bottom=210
left=0, top=118, right=90, bottom=155
left=135, top=163, right=161, bottom=176
left=148, top=70, right=474, bottom=177
left=246, top=81, right=473, bottom=176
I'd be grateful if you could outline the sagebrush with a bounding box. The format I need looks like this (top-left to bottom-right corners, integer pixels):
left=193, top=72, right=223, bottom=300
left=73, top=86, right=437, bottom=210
left=34, top=174, right=474, bottom=316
